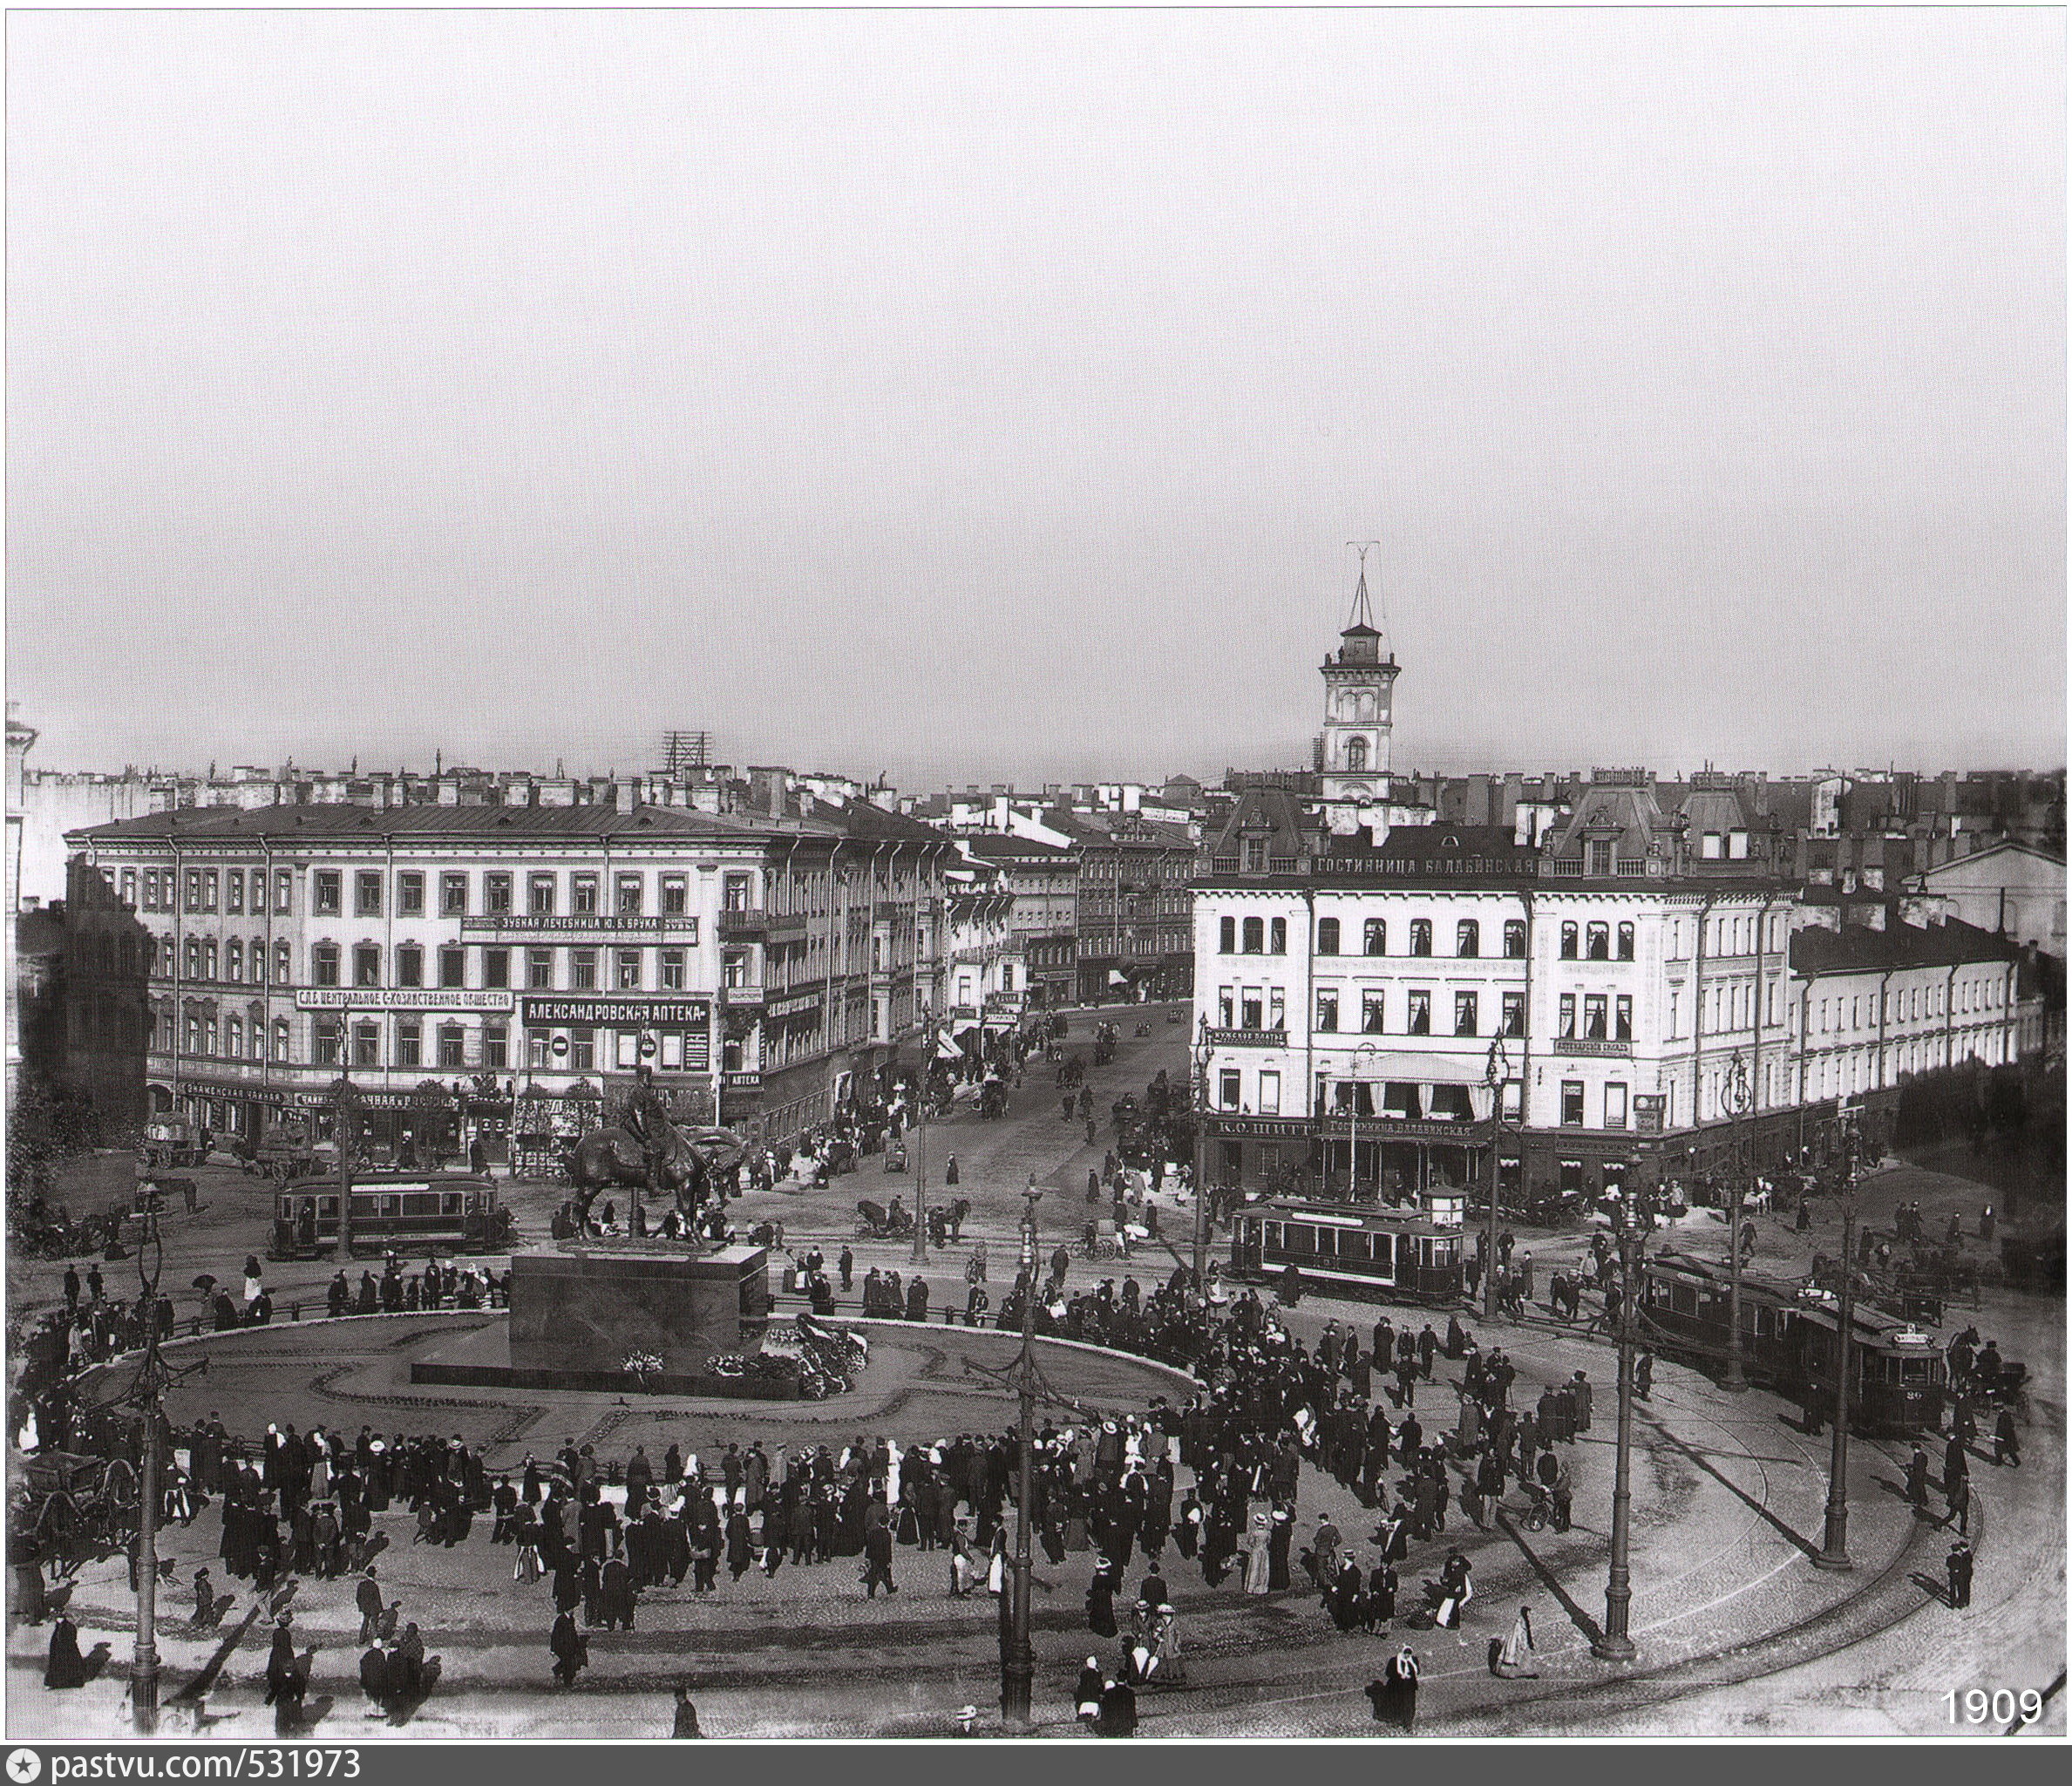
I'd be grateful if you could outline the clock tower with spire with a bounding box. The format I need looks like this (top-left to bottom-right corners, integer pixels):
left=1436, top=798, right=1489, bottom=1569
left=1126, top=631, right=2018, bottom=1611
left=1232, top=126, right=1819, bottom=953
left=1315, top=562, right=1401, bottom=834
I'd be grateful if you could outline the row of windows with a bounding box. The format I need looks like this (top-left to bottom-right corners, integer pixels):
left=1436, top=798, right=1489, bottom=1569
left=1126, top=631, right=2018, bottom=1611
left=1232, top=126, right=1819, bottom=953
left=309, top=943, right=690, bottom=992
left=122, top=863, right=737, bottom=920
left=1222, top=915, right=1635, bottom=961
left=162, top=940, right=695, bottom=992
left=160, top=1013, right=744, bottom=1076
left=1808, top=975, right=2007, bottom=1036
left=1559, top=994, right=1635, bottom=1042
left=1560, top=1080, right=1634, bottom=1129
left=1220, top=916, right=1536, bottom=958
left=132, top=866, right=296, bottom=918
left=1304, top=986, right=1527, bottom=1039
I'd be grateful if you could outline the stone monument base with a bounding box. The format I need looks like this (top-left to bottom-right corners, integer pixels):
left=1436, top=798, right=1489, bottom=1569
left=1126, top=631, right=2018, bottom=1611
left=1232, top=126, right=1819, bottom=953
left=410, top=1240, right=772, bottom=1396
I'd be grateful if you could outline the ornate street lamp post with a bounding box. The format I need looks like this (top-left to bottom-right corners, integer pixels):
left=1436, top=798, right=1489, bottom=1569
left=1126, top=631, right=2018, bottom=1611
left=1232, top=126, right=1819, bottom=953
left=911, top=1006, right=936, bottom=1266
left=1001, top=1188, right=1043, bottom=1725
left=1348, top=1040, right=1381, bottom=1203
left=1191, top=1014, right=1213, bottom=1286
left=1593, top=1196, right=1647, bottom=1660
left=1480, top=1038, right=1512, bottom=1322
left=331, top=1020, right=361, bottom=1260
left=1722, top=1051, right=1753, bottom=1394
left=1815, top=1109, right=1861, bottom=1571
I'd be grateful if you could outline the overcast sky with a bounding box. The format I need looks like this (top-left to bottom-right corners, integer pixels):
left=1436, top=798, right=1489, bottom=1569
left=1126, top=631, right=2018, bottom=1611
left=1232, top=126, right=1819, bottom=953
left=7, top=8, right=2063, bottom=790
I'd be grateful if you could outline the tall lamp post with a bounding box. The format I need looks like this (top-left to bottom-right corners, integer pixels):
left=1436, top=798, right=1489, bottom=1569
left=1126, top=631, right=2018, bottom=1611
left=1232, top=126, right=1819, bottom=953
left=1001, top=1188, right=1043, bottom=1725
left=1348, top=1040, right=1382, bottom=1203
left=1480, top=1039, right=1512, bottom=1322
left=911, top=1006, right=936, bottom=1266
left=129, top=1202, right=165, bottom=1734
left=1722, top=1051, right=1752, bottom=1394
left=1814, top=1108, right=1860, bottom=1571
left=1593, top=1194, right=1647, bottom=1660
left=1190, top=1014, right=1213, bottom=1286
left=331, top=1022, right=361, bottom=1261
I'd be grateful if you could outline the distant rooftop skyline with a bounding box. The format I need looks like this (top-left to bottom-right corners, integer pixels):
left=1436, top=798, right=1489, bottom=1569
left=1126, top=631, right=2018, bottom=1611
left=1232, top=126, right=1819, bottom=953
left=7, top=10, right=2062, bottom=784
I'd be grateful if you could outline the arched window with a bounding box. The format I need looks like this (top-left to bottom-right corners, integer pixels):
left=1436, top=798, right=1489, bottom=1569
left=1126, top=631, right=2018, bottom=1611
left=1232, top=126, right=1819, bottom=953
left=1240, top=917, right=1264, bottom=954
left=183, top=939, right=200, bottom=980
left=201, top=941, right=218, bottom=981
left=1559, top=922, right=1579, bottom=960
left=273, top=1018, right=292, bottom=1063
left=225, top=1014, right=242, bottom=1058
left=1616, top=922, right=1635, bottom=961
left=1345, top=736, right=1368, bottom=771
left=1219, top=916, right=1236, bottom=954
left=1409, top=920, right=1432, bottom=957
left=226, top=939, right=242, bottom=982
left=1268, top=917, right=1287, bottom=954
left=184, top=1014, right=200, bottom=1054
left=275, top=941, right=292, bottom=984
left=1586, top=923, right=1609, bottom=961
left=1362, top=919, right=1386, bottom=956
left=1503, top=920, right=1527, bottom=959
left=1456, top=920, right=1480, bottom=958
left=1316, top=917, right=1341, bottom=955
left=249, top=1006, right=266, bottom=1058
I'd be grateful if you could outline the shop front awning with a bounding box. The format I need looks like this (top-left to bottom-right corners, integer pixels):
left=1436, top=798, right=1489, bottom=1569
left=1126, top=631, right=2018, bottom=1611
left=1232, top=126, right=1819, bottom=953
left=1312, top=1049, right=1488, bottom=1085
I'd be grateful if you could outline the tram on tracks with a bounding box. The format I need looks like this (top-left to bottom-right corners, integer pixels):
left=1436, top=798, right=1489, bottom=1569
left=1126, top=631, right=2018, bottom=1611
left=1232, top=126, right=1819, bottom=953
left=1640, top=1251, right=1946, bottom=1435
left=1231, top=1199, right=1465, bottom=1305
left=268, top=1171, right=513, bottom=1260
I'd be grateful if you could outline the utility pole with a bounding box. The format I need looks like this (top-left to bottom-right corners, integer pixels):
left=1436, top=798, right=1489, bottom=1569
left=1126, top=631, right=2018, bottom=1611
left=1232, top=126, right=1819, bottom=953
left=1815, top=1110, right=1859, bottom=1571
left=1593, top=1199, right=1645, bottom=1660
left=1001, top=1188, right=1043, bottom=1725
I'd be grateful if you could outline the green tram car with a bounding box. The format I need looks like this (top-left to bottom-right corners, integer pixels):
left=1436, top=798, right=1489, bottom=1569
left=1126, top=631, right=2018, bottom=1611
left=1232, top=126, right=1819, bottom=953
left=268, top=1171, right=512, bottom=1260
left=1231, top=1199, right=1465, bottom=1305
left=1640, top=1250, right=1946, bottom=1436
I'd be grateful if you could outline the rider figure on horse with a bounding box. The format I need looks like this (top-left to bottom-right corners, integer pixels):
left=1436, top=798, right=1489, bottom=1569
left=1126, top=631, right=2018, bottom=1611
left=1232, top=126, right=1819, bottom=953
left=622, top=1065, right=672, bottom=1224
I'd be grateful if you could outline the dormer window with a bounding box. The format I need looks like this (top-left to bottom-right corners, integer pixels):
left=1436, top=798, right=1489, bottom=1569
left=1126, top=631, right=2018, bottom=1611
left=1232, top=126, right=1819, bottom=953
left=1588, top=839, right=1613, bottom=876
left=1242, top=836, right=1267, bottom=872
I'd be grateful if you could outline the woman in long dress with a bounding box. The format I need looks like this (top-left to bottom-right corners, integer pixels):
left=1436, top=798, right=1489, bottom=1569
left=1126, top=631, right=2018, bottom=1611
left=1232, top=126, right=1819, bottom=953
left=1241, top=1512, right=1272, bottom=1594
left=1086, top=1558, right=1119, bottom=1638
left=44, top=1615, right=88, bottom=1688
left=1369, top=1646, right=1418, bottom=1730
left=1491, top=1605, right=1538, bottom=1678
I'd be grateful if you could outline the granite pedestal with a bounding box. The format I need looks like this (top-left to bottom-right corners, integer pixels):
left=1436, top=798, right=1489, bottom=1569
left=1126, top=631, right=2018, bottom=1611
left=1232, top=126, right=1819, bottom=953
left=411, top=1240, right=772, bottom=1396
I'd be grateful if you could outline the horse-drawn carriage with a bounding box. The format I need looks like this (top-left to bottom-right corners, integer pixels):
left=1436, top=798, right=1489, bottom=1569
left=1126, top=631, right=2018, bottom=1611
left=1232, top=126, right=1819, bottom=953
left=855, top=1199, right=916, bottom=1240
left=140, top=1118, right=207, bottom=1172
left=12, top=1450, right=139, bottom=1575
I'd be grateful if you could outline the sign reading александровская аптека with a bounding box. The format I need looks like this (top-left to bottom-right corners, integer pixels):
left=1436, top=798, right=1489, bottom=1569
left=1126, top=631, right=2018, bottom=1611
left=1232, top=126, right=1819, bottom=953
left=519, top=996, right=712, bottom=1028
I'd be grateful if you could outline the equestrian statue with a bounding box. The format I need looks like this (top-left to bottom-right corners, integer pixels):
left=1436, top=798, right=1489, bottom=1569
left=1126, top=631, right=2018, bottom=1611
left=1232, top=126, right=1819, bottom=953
left=563, top=1068, right=744, bottom=1236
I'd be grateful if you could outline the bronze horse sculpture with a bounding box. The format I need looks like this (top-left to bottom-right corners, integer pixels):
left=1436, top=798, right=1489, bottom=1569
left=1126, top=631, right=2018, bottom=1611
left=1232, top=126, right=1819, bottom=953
left=565, top=1120, right=744, bottom=1233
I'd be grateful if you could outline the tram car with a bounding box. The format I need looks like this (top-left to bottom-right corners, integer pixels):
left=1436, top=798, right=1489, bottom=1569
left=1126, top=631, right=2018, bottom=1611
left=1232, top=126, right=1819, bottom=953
left=1231, top=1199, right=1464, bottom=1304
left=1640, top=1252, right=1946, bottom=1436
left=268, top=1171, right=512, bottom=1260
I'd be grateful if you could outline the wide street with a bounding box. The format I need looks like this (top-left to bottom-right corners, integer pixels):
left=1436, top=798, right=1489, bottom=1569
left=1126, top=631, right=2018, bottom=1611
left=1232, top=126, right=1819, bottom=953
left=8, top=1002, right=2063, bottom=1739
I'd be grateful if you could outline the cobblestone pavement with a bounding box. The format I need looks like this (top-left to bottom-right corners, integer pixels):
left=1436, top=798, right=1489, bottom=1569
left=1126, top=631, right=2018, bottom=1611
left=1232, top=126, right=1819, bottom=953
left=9, top=1002, right=2062, bottom=1737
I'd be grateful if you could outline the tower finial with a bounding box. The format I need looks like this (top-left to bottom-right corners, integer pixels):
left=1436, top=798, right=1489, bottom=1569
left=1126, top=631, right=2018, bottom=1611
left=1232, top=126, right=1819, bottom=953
left=1346, top=540, right=1382, bottom=634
